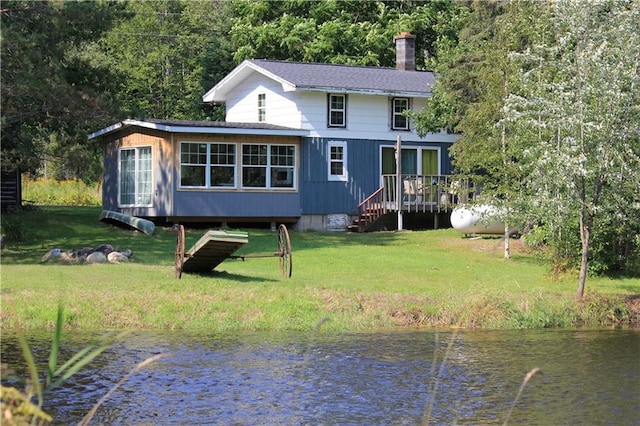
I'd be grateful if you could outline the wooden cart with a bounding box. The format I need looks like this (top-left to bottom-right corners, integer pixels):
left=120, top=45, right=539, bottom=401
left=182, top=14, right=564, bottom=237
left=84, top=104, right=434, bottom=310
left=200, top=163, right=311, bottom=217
left=173, top=224, right=292, bottom=279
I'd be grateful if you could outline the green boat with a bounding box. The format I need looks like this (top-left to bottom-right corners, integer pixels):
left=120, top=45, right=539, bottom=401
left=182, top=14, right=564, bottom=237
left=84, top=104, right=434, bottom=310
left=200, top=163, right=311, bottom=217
left=98, top=210, right=155, bottom=235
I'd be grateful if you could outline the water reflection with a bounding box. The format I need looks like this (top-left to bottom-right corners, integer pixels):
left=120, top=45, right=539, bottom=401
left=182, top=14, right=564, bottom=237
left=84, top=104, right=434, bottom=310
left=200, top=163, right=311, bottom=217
left=2, top=329, right=639, bottom=425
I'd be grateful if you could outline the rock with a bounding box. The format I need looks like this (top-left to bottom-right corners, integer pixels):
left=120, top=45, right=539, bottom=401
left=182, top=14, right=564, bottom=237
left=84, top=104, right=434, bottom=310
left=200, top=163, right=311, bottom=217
left=78, top=247, right=95, bottom=257
left=86, top=251, right=108, bottom=264
left=94, top=244, right=115, bottom=255
left=42, top=248, right=62, bottom=262
left=42, top=244, right=132, bottom=265
left=59, top=251, right=80, bottom=265
left=108, top=251, right=129, bottom=263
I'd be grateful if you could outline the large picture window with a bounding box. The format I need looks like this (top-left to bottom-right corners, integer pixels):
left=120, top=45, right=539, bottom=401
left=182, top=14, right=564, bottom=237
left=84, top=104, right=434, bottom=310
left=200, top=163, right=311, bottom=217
left=119, top=146, right=152, bottom=206
left=328, top=140, right=348, bottom=181
left=242, top=144, right=296, bottom=189
left=180, top=142, right=236, bottom=188
left=328, top=94, right=347, bottom=128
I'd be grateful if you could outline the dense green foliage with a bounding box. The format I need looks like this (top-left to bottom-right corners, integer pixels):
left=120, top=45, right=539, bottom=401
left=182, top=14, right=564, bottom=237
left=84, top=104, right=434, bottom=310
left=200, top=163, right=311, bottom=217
left=0, top=0, right=459, bottom=180
left=1, top=0, right=121, bottom=181
left=414, top=0, right=640, bottom=287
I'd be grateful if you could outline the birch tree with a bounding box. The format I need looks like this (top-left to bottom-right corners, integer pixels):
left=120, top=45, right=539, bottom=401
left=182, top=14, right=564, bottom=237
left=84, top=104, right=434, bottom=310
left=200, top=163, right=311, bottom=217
left=506, top=0, right=640, bottom=297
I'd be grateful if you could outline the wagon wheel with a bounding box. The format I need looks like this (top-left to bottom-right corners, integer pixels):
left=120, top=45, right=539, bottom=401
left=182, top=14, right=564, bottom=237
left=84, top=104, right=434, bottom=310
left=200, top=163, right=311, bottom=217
left=277, top=224, right=293, bottom=278
left=174, top=224, right=185, bottom=279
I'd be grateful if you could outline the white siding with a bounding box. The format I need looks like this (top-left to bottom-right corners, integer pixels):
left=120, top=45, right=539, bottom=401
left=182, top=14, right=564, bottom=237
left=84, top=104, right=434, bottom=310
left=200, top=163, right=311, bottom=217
left=224, top=72, right=456, bottom=144
left=226, top=74, right=302, bottom=128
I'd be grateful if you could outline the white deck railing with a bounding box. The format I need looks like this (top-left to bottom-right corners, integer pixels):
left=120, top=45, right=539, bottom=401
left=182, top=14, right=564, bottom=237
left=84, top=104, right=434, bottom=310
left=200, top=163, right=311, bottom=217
left=380, top=175, right=471, bottom=213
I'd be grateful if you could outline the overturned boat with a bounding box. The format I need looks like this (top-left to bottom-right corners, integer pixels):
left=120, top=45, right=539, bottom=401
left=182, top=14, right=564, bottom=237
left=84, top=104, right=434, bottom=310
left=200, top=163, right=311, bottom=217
left=99, top=210, right=155, bottom=235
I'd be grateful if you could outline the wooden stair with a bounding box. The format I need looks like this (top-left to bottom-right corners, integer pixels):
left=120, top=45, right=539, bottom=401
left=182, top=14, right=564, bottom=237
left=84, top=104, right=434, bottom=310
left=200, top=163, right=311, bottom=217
left=348, top=187, right=387, bottom=232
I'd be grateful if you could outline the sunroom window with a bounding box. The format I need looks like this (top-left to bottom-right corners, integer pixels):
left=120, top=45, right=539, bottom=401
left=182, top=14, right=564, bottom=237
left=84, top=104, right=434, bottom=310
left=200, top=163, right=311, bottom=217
left=242, top=144, right=296, bottom=189
left=180, top=142, right=236, bottom=188
left=119, top=146, right=152, bottom=206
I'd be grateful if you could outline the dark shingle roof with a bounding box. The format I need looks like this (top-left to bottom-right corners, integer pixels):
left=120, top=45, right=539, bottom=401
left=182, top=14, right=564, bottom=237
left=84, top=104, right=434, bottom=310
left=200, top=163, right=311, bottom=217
left=250, top=59, right=435, bottom=95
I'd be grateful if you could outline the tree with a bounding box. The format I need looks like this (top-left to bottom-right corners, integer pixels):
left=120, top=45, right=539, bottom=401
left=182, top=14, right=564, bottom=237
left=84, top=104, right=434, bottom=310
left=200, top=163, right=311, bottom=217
left=1, top=0, right=120, bottom=180
left=227, top=0, right=458, bottom=67
left=415, top=0, right=640, bottom=289
left=97, top=0, right=230, bottom=120
left=505, top=0, right=640, bottom=296
left=413, top=1, right=542, bottom=259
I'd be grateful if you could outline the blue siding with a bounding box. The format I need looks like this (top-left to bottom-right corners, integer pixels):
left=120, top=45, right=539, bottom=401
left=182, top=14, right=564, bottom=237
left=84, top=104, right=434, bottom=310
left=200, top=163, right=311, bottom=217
left=173, top=191, right=301, bottom=218
left=300, top=137, right=453, bottom=215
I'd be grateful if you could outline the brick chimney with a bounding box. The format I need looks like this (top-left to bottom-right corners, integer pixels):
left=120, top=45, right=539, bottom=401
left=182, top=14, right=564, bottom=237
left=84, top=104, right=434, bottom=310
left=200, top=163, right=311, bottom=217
left=394, top=32, right=416, bottom=71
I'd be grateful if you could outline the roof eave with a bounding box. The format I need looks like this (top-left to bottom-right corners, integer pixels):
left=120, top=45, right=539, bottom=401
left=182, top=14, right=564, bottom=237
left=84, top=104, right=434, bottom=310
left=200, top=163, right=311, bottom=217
left=293, top=86, right=432, bottom=98
left=88, top=119, right=308, bottom=140
left=203, top=60, right=296, bottom=103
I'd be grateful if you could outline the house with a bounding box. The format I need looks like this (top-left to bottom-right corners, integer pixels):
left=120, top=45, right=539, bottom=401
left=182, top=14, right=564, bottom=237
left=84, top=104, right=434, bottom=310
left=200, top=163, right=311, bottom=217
left=89, top=33, right=458, bottom=231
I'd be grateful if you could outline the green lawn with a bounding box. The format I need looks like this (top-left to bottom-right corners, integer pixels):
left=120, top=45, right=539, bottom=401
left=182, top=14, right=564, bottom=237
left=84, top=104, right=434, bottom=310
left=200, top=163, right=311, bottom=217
left=1, top=206, right=638, bottom=331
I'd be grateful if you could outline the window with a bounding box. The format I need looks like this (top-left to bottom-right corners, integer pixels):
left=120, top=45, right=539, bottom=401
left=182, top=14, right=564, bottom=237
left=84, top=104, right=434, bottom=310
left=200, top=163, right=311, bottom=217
left=328, top=94, right=347, bottom=127
left=258, top=93, right=266, bottom=122
left=180, top=142, right=236, bottom=188
left=242, top=144, right=296, bottom=189
left=392, top=98, right=410, bottom=130
left=328, top=141, right=348, bottom=181
left=381, top=146, right=440, bottom=175
left=119, top=146, right=152, bottom=206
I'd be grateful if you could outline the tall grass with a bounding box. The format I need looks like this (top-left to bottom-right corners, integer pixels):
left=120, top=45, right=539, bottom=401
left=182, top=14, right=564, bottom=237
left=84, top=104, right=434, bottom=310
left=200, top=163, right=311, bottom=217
left=22, top=176, right=101, bottom=206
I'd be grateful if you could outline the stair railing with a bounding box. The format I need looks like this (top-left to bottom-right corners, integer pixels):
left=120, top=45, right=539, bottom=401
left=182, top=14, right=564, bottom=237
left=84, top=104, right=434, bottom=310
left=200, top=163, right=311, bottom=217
left=356, top=186, right=386, bottom=232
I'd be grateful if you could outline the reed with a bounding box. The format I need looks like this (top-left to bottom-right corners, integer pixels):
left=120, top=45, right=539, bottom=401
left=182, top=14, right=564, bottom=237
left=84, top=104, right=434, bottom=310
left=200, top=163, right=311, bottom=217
left=0, top=307, right=122, bottom=424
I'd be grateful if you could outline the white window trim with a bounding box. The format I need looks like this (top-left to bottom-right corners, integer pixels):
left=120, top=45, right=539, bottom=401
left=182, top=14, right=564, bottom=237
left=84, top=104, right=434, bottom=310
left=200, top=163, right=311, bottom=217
left=179, top=142, right=238, bottom=189
left=258, top=93, right=266, bottom=122
left=328, top=140, right=348, bottom=182
left=118, top=145, right=153, bottom=208
left=241, top=143, right=297, bottom=190
left=328, top=93, right=347, bottom=128
left=392, top=97, right=411, bottom=130
left=378, top=145, right=441, bottom=186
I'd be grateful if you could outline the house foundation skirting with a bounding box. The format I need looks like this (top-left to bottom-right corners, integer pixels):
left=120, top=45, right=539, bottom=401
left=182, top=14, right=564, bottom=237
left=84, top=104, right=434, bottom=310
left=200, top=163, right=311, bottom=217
left=294, top=214, right=354, bottom=232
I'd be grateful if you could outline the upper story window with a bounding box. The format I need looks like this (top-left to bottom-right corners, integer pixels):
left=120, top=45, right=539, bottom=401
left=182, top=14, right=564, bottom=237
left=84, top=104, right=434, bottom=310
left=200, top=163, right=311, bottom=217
left=392, top=97, right=410, bottom=130
left=180, top=142, right=236, bottom=188
left=242, top=144, right=296, bottom=189
left=328, top=140, right=348, bottom=181
left=119, top=146, right=152, bottom=207
left=258, top=93, right=266, bottom=122
left=328, top=94, right=347, bottom=128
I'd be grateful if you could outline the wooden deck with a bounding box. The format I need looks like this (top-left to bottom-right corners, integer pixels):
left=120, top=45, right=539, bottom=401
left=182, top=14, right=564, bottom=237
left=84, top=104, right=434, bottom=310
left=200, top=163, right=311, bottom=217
left=353, top=175, right=469, bottom=231
left=182, top=230, right=248, bottom=273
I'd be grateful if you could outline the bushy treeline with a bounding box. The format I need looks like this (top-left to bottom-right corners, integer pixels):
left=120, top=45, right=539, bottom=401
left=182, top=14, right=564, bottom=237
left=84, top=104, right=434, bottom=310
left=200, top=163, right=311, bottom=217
left=0, top=0, right=458, bottom=182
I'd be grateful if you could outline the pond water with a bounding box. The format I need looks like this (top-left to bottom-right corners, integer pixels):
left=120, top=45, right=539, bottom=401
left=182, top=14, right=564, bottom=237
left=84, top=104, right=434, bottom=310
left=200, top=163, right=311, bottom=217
left=1, top=328, right=639, bottom=425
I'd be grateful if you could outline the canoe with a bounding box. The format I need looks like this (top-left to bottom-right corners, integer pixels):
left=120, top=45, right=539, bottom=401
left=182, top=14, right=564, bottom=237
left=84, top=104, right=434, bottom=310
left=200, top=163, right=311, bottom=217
left=98, top=210, right=156, bottom=236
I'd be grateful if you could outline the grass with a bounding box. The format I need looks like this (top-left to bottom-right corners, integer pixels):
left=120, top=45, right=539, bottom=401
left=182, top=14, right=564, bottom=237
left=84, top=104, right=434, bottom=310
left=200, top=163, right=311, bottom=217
left=1, top=206, right=638, bottom=331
